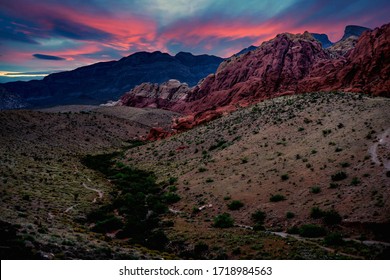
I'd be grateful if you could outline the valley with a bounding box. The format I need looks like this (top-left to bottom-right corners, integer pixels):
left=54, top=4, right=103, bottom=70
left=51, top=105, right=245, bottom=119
left=1, top=92, right=389, bottom=259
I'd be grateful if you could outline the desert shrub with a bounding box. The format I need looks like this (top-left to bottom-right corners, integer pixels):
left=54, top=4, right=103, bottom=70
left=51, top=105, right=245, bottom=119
left=228, top=200, right=244, bottom=210
left=299, top=224, right=327, bottom=238
left=281, top=174, right=289, bottom=181
left=163, top=192, right=181, bottom=204
left=322, top=129, right=332, bottom=136
left=286, top=212, right=295, bottom=219
left=198, top=167, right=208, bottom=172
left=329, top=183, right=339, bottom=189
left=287, top=226, right=300, bottom=234
left=324, top=232, right=344, bottom=246
left=350, top=177, right=361, bottom=186
left=168, top=177, right=178, bottom=185
left=213, top=213, right=234, bottom=228
left=310, top=207, right=324, bottom=219
left=251, top=210, right=266, bottom=224
left=270, top=194, right=286, bottom=202
left=323, top=209, right=342, bottom=225
left=310, top=186, right=321, bottom=194
left=92, top=216, right=124, bottom=233
left=331, top=171, right=347, bottom=181
left=146, top=230, right=169, bottom=250
left=194, top=242, right=209, bottom=256
left=340, top=162, right=350, bottom=168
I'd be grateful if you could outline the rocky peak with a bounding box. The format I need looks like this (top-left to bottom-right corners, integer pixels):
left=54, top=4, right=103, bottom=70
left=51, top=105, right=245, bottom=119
left=328, top=25, right=372, bottom=56
left=311, top=33, right=333, bottom=48
left=119, top=23, right=389, bottom=132
left=341, top=25, right=371, bottom=41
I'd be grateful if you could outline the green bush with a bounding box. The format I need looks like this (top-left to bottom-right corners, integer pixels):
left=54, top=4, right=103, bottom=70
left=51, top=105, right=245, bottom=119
left=252, top=210, right=266, bottom=224
left=228, top=200, right=244, bottom=210
left=331, top=171, right=347, bottom=181
left=270, top=194, right=286, bottom=202
left=324, top=232, right=344, bottom=246
left=213, top=213, right=234, bottom=228
left=310, top=207, right=324, bottom=219
left=281, top=174, right=289, bottom=181
left=163, top=192, right=181, bottom=204
left=299, top=224, right=327, bottom=238
left=310, top=186, right=321, bottom=194
left=92, top=216, right=124, bottom=233
left=323, top=209, right=342, bottom=225
left=350, top=177, right=361, bottom=186
left=286, top=212, right=295, bottom=219
left=287, top=226, right=300, bottom=234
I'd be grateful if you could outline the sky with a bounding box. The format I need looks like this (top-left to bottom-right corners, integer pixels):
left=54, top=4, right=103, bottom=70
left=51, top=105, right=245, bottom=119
left=0, top=0, right=389, bottom=82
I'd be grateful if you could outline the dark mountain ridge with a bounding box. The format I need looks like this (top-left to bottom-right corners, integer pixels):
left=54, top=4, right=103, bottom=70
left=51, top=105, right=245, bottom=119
left=0, top=51, right=223, bottom=109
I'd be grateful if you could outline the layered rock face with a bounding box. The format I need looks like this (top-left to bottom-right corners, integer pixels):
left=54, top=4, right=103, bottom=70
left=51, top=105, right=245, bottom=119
left=119, top=23, right=389, bottom=131
left=119, top=79, right=190, bottom=109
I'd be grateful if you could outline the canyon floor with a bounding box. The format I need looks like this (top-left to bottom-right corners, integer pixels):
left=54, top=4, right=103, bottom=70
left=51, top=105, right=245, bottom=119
left=1, top=92, right=389, bottom=259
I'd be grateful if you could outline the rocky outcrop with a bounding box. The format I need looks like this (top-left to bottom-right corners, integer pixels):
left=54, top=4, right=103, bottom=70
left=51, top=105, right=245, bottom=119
left=328, top=25, right=371, bottom=55
left=334, top=23, right=390, bottom=96
left=119, top=79, right=190, bottom=109
left=120, top=23, right=389, bottom=131
left=0, top=51, right=223, bottom=109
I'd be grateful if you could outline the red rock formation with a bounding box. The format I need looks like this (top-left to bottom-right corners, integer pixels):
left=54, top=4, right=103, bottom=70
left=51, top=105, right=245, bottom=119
left=145, top=127, right=172, bottom=141
left=119, top=79, right=190, bottom=109
left=120, top=23, right=390, bottom=132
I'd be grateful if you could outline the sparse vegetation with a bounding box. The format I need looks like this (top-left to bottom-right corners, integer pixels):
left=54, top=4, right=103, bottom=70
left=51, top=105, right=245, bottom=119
left=331, top=171, right=347, bottom=181
left=1, top=91, right=389, bottom=260
left=286, top=212, right=295, bottom=219
left=213, top=213, right=234, bottom=228
left=281, top=174, right=289, bottom=181
left=299, top=224, right=327, bottom=238
left=350, top=177, right=361, bottom=186
left=323, top=232, right=344, bottom=246
left=310, top=186, right=321, bottom=194
left=270, top=194, right=286, bottom=202
left=227, top=200, right=244, bottom=210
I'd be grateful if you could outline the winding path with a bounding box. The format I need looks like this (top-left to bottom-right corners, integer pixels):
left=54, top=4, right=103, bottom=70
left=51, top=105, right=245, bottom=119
left=64, top=165, right=105, bottom=213
left=369, top=127, right=390, bottom=170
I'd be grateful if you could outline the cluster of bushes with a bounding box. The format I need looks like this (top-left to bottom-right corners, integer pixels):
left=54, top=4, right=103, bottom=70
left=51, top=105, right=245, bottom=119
left=82, top=152, right=179, bottom=250
left=252, top=210, right=266, bottom=231
left=310, top=207, right=342, bottom=225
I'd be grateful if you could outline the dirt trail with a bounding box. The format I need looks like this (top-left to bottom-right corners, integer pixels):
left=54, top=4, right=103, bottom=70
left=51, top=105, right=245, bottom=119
left=369, top=127, right=390, bottom=170
left=64, top=165, right=105, bottom=213
left=82, top=182, right=103, bottom=203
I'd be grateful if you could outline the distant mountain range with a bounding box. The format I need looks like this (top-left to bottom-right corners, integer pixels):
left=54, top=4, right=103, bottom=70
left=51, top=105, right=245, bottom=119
left=0, top=24, right=379, bottom=111
left=311, top=25, right=372, bottom=49
left=119, top=23, right=390, bottom=131
left=0, top=52, right=223, bottom=109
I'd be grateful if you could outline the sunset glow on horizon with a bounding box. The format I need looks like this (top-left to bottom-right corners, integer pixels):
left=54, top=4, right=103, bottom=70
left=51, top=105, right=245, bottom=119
left=1, top=0, right=389, bottom=82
